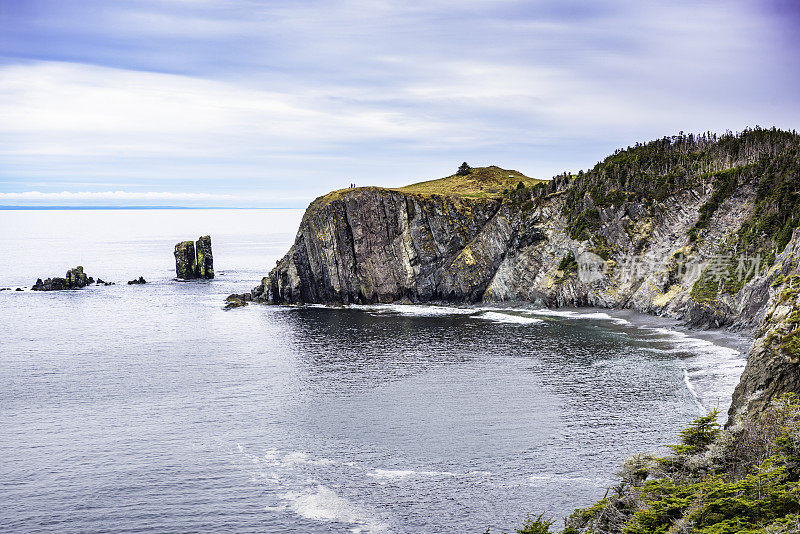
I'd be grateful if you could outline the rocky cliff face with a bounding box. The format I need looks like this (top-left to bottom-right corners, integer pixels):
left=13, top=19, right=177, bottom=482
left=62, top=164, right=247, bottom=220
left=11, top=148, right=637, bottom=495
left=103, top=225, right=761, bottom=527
left=249, top=130, right=800, bottom=419
left=730, top=229, right=800, bottom=419
left=174, top=236, right=214, bottom=280
left=251, top=187, right=519, bottom=304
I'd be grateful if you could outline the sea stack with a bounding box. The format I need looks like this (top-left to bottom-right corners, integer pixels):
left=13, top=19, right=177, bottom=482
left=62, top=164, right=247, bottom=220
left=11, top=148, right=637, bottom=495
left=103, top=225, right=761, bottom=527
left=174, top=241, right=197, bottom=279
left=174, top=236, right=214, bottom=280
left=195, top=236, right=214, bottom=279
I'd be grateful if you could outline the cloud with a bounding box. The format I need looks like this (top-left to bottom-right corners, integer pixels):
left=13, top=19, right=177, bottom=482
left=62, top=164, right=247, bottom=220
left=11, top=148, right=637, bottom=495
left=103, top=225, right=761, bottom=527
left=0, top=0, right=798, bottom=206
left=0, top=190, right=232, bottom=201
left=0, top=61, right=447, bottom=158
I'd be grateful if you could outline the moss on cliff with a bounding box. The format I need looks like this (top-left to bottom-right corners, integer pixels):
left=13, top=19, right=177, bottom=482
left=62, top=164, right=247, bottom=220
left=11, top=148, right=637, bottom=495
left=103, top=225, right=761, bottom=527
left=687, top=147, right=800, bottom=303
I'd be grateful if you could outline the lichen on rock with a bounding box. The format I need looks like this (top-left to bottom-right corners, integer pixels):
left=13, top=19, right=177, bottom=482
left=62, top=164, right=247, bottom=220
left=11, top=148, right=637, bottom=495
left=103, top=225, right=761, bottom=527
left=32, top=266, right=94, bottom=291
left=174, top=241, right=196, bottom=279
left=174, top=236, right=214, bottom=280
left=195, top=235, right=214, bottom=279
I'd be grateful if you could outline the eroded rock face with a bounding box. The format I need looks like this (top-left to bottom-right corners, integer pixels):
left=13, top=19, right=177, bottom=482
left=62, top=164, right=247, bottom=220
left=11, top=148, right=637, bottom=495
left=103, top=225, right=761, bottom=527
left=196, top=236, right=214, bottom=279
left=252, top=183, right=760, bottom=320
left=174, top=237, right=214, bottom=280
left=32, top=266, right=94, bottom=291
left=250, top=188, right=524, bottom=304
left=729, top=229, right=800, bottom=422
left=174, top=241, right=197, bottom=279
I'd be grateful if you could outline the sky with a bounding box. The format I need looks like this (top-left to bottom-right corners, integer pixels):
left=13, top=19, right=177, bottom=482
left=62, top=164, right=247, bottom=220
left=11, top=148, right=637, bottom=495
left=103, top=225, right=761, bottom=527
left=0, top=0, right=798, bottom=207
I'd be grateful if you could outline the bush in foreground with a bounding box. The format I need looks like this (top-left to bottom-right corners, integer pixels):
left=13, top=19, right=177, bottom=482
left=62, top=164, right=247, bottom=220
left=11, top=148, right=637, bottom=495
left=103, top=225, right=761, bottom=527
left=561, top=394, right=800, bottom=534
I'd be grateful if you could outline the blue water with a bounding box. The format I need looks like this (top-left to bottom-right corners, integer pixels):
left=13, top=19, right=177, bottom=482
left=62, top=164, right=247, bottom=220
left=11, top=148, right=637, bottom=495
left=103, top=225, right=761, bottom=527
left=0, top=209, right=747, bottom=533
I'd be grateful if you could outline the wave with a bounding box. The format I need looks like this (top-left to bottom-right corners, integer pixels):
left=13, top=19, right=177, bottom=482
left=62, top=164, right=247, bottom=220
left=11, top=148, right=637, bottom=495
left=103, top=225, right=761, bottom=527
left=636, top=326, right=745, bottom=419
left=349, top=304, right=475, bottom=317
left=237, top=445, right=388, bottom=532
left=476, top=311, right=544, bottom=325
left=280, top=485, right=388, bottom=533
left=525, top=308, right=631, bottom=325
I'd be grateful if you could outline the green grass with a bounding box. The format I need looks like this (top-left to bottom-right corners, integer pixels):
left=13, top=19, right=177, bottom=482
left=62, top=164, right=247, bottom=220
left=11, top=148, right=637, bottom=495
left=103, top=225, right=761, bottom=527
left=395, top=166, right=543, bottom=199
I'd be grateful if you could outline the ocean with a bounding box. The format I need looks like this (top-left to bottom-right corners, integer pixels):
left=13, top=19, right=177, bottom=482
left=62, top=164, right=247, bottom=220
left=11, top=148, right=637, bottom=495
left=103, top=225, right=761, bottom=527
left=0, top=209, right=748, bottom=533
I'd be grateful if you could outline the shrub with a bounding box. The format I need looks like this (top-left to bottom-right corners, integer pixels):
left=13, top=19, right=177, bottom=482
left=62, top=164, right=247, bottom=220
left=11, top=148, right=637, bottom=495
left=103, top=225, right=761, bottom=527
left=516, top=513, right=554, bottom=534
left=558, top=252, right=578, bottom=273
left=670, top=410, right=720, bottom=455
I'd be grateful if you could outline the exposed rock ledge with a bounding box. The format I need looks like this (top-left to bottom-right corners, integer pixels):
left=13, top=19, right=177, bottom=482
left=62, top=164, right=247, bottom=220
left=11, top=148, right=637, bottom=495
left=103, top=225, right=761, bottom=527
left=32, top=266, right=94, bottom=290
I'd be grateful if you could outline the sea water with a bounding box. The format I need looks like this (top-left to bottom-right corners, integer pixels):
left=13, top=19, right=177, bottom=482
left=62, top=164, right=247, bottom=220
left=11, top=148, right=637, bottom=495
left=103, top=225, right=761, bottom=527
left=0, top=209, right=749, bottom=533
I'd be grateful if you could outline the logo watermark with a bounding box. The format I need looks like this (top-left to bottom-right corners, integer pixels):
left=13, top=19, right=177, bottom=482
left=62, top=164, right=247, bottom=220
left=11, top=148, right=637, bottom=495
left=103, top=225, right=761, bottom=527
left=574, top=251, right=762, bottom=284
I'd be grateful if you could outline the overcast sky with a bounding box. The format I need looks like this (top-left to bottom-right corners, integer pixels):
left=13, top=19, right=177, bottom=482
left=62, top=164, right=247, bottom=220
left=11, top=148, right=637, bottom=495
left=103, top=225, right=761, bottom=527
left=0, top=0, right=798, bottom=207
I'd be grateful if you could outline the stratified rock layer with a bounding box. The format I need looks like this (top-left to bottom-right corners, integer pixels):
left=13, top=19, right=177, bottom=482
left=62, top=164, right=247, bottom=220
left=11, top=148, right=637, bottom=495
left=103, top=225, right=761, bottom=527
left=251, top=188, right=520, bottom=304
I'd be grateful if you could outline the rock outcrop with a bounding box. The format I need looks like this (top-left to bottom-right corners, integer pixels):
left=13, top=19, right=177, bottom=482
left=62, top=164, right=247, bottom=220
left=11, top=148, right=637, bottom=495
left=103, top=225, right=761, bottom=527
left=127, top=276, right=146, bottom=285
left=248, top=130, right=800, bottom=421
left=248, top=187, right=527, bottom=304
left=174, top=236, right=214, bottom=280
left=729, top=229, right=800, bottom=418
left=32, top=266, right=94, bottom=291
left=175, top=241, right=196, bottom=279
left=224, top=294, right=249, bottom=309
left=196, top=236, right=214, bottom=279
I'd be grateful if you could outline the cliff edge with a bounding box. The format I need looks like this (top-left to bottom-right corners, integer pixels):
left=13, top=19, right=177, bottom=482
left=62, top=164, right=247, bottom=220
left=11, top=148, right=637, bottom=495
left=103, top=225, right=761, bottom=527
left=247, top=128, right=800, bottom=421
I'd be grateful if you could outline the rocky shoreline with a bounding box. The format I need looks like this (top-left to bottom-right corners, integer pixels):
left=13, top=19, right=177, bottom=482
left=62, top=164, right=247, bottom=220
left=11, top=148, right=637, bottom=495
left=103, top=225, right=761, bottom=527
left=14, top=235, right=215, bottom=292
left=238, top=130, right=800, bottom=426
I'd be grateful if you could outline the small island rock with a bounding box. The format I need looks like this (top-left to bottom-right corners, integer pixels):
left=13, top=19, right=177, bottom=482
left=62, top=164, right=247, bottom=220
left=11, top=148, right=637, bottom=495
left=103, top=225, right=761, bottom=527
left=127, top=276, right=146, bottom=285
left=174, top=236, right=214, bottom=280
left=32, top=266, right=94, bottom=291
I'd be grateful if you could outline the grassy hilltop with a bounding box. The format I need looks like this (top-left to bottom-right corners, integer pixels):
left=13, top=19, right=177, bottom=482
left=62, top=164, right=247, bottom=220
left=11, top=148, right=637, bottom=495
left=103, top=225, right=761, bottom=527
left=313, top=165, right=544, bottom=208
left=395, top=165, right=544, bottom=198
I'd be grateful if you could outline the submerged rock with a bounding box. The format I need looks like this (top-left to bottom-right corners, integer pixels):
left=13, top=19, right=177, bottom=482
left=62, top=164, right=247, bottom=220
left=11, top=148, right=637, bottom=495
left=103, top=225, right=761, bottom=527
left=174, top=236, right=214, bottom=280
left=224, top=293, right=249, bottom=309
left=15, top=287, right=22, bottom=291
left=127, top=276, right=146, bottom=285
left=32, top=266, right=93, bottom=291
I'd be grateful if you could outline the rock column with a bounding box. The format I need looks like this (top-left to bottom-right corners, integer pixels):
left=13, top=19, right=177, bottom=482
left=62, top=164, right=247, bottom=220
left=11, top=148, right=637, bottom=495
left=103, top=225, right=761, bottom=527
left=174, top=237, right=214, bottom=279
left=195, top=236, right=214, bottom=279
left=174, top=241, right=197, bottom=279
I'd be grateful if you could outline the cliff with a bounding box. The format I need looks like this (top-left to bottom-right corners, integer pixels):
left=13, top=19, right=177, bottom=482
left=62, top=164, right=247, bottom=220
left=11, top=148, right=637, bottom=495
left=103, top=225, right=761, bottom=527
left=248, top=128, right=800, bottom=422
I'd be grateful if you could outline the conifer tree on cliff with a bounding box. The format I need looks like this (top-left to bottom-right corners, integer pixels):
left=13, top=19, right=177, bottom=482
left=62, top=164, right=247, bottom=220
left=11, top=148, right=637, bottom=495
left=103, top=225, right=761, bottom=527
left=457, top=162, right=471, bottom=176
